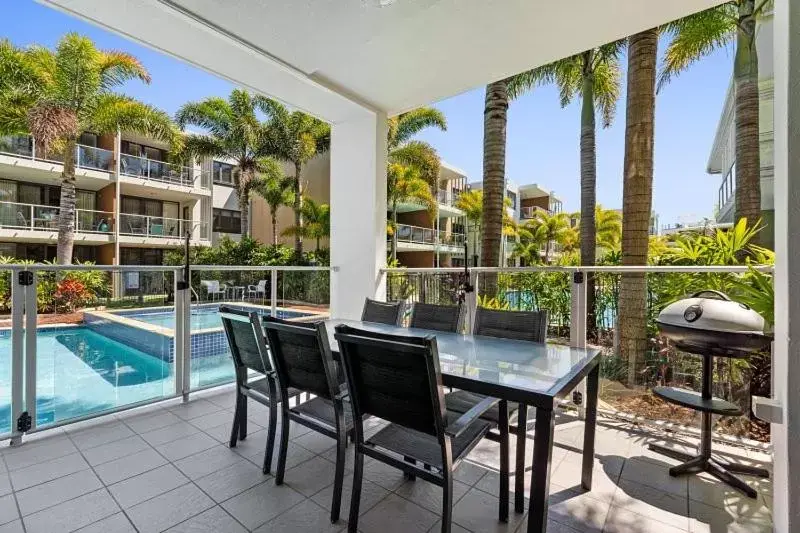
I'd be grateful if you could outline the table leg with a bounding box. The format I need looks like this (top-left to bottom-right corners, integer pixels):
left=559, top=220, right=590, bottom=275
left=581, top=365, right=599, bottom=490
left=527, top=407, right=554, bottom=533
left=515, top=403, right=528, bottom=513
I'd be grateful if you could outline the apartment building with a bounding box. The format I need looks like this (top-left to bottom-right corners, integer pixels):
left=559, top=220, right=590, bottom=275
left=707, top=11, right=774, bottom=249
left=0, top=132, right=212, bottom=266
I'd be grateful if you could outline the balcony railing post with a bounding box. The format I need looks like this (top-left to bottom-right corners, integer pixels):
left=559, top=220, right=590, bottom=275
left=270, top=268, right=278, bottom=317
left=570, top=270, right=588, bottom=418
left=463, top=270, right=479, bottom=334
left=174, top=268, right=191, bottom=402
left=24, top=271, right=37, bottom=434
left=9, top=270, right=25, bottom=446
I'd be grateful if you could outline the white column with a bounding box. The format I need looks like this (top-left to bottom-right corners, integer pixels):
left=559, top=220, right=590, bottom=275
left=329, top=111, right=388, bottom=319
left=770, top=0, right=800, bottom=529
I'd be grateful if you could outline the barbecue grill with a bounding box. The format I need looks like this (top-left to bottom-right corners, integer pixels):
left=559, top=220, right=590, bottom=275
left=648, top=290, right=771, bottom=499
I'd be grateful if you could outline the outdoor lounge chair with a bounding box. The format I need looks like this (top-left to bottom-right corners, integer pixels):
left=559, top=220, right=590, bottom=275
left=361, top=297, right=404, bottom=325
left=219, top=306, right=303, bottom=474
left=200, top=280, right=225, bottom=301
left=262, top=316, right=352, bottom=523
left=445, top=307, right=549, bottom=516
left=334, top=324, right=505, bottom=533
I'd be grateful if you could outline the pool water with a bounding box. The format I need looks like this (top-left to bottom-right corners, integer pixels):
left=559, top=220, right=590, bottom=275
left=125, top=306, right=312, bottom=330
left=0, top=327, right=235, bottom=434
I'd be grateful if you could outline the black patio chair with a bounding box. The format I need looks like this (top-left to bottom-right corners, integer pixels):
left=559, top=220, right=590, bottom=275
left=361, top=297, right=403, bottom=325
left=335, top=324, right=505, bottom=533
left=409, top=302, right=463, bottom=333
left=444, top=307, right=549, bottom=516
left=263, top=316, right=354, bottom=523
left=219, top=305, right=302, bottom=474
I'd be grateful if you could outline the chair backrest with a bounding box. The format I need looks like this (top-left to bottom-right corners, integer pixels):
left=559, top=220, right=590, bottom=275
left=219, top=305, right=270, bottom=375
left=334, top=324, right=446, bottom=437
left=473, top=308, right=549, bottom=342
left=361, top=298, right=403, bottom=325
left=257, top=280, right=267, bottom=290
left=409, top=302, right=462, bottom=333
left=263, top=316, right=337, bottom=400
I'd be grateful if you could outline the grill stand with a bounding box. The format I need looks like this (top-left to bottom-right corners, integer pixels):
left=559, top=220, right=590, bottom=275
left=648, top=352, right=770, bottom=499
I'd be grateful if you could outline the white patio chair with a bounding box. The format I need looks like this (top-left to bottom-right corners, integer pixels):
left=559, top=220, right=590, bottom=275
left=200, top=280, right=226, bottom=301
left=247, top=279, right=267, bottom=301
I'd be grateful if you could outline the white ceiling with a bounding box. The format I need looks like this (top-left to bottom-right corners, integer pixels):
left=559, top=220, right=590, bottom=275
left=41, top=0, right=723, bottom=122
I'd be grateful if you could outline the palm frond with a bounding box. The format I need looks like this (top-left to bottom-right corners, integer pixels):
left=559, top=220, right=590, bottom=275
left=91, top=93, right=180, bottom=146
left=175, top=97, right=232, bottom=138
left=390, top=107, right=446, bottom=148
left=658, top=5, right=736, bottom=91
left=52, top=33, right=102, bottom=109
left=592, top=57, right=622, bottom=127
left=98, top=50, right=150, bottom=90
left=388, top=140, right=440, bottom=185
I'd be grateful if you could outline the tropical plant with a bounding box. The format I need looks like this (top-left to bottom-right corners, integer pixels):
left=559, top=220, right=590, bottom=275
left=176, top=90, right=284, bottom=237
left=619, top=28, right=659, bottom=385
left=282, top=198, right=330, bottom=252
left=659, top=1, right=770, bottom=241
left=0, top=34, right=180, bottom=264
left=455, top=189, right=483, bottom=264
left=595, top=206, right=623, bottom=251
left=254, top=173, right=295, bottom=246
left=386, top=163, right=437, bottom=261
left=258, top=98, right=330, bottom=255
left=387, top=107, right=447, bottom=184
left=516, top=211, right=571, bottom=263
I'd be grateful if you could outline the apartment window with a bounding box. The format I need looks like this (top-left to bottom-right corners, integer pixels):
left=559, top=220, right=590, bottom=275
left=0, top=243, right=15, bottom=258
left=213, top=161, right=238, bottom=186
left=507, top=191, right=517, bottom=209
left=78, top=132, right=98, bottom=147
left=213, top=208, right=242, bottom=233
left=121, top=141, right=167, bottom=162
left=121, top=248, right=164, bottom=266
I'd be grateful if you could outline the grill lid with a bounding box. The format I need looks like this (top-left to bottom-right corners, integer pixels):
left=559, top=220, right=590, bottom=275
left=657, top=290, right=765, bottom=334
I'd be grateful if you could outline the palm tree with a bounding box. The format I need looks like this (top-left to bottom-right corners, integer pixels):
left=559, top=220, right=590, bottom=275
left=387, top=163, right=437, bottom=261
left=519, top=211, right=570, bottom=263
left=659, top=2, right=769, bottom=240
left=282, top=198, right=330, bottom=253
left=388, top=108, right=447, bottom=184
left=619, top=28, right=659, bottom=386
left=176, top=90, right=282, bottom=237
left=258, top=99, right=330, bottom=255
left=0, top=34, right=179, bottom=264
left=595, top=206, right=623, bottom=251
left=455, top=189, right=483, bottom=265
left=254, top=173, right=294, bottom=246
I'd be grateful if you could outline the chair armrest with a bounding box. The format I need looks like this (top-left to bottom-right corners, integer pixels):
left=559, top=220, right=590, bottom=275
left=334, top=388, right=349, bottom=402
left=445, top=396, right=499, bottom=438
left=247, top=285, right=257, bottom=291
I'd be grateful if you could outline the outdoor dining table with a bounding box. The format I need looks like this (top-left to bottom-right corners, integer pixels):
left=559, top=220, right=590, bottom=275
left=323, top=318, right=602, bottom=533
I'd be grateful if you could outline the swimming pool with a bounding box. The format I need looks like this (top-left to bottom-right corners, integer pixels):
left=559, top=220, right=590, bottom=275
left=120, top=305, right=314, bottom=330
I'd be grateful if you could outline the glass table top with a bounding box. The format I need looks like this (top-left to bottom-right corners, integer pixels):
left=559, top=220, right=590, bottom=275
left=323, top=319, right=601, bottom=400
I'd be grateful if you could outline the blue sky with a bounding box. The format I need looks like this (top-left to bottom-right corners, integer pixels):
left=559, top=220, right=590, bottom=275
left=4, top=1, right=735, bottom=226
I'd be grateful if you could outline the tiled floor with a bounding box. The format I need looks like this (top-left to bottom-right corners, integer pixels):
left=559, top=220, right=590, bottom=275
left=0, top=386, right=774, bottom=533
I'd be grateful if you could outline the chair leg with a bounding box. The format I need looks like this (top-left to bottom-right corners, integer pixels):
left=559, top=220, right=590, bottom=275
left=263, top=400, right=278, bottom=474
left=403, top=456, right=417, bottom=481
left=348, top=449, right=364, bottom=533
left=498, top=400, right=509, bottom=523
left=441, top=470, right=453, bottom=533
left=238, top=396, right=248, bottom=441
left=229, top=392, right=243, bottom=448
left=331, top=429, right=347, bottom=523
left=275, top=407, right=290, bottom=485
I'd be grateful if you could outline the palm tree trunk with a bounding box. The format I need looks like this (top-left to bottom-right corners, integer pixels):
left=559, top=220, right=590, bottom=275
left=580, top=52, right=599, bottom=340
left=238, top=171, right=250, bottom=237
left=293, top=161, right=303, bottom=255
left=271, top=209, right=278, bottom=246
left=56, top=138, right=77, bottom=265
left=480, top=78, right=510, bottom=297
left=734, top=0, right=761, bottom=243
left=619, top=29, right=658, bottom=387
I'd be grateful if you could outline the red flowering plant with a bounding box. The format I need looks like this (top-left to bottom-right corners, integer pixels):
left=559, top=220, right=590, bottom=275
left=53, top=278, right=91, bottom=313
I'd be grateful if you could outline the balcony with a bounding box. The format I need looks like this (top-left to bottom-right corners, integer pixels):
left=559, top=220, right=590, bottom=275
left=0, top=135, right=115, bottom=179
left=119, top=213, right=210, bottom=243
left=120, top=153, right=206, bottom=191
left=520, top=205, right=550, bottom=220
left=0, top=201, right=113, bottom=242
left=393, top=223, right=465, bottom=252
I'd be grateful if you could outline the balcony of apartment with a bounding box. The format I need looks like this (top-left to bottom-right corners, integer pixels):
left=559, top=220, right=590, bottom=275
left=0, top=135, right=115, bottom=187
left=436, top=188, right=465, bottom=217
left=118, top=154, right=210, bottom=201
left=393, top=223, right=465, bottom=253
left=520, top=205, right=551, bottom=220
left=0, top=201, right=114, bottom=245
left=118, top=213, right=211, bottom=247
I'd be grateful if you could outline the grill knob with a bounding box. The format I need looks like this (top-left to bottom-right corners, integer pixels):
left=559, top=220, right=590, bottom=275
left=684, top=304, right=703, bottom=323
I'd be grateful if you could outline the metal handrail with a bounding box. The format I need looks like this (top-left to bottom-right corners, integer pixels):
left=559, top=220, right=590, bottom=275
left=0, top=135, right=114, bottom=172
left=381, top=265, right=774, bottom=274
left=119, top=213, right=208, bottom=239
left=394, top=223, right=466, bottom=247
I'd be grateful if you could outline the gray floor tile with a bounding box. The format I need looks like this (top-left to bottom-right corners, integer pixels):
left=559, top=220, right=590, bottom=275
left=611, top=479, right=690, bottom=530
left=127, top=483, right=214, bottom=533
left=253, top=499, right=345, bottom=533
left=166, top=505, right=248, bottom=533
left=0, top=495, right=18, bottom=526
left=259, top=440, right=315, bottom=472
left=194, top=458, right=269, bottom=503
left=228, top=429, right=269, bottom=459
left=453, top=460, right=491, bottom=486
left=10, top=452, right=88, bottom=491
left=188, top=410, right=237, bottom=431
left=620, top=457, right=687, bottom=498
left=547, top=486, right=610, bottom=533
left=0, top=474, right=12, bottom=498
left=283, top=456, right=338, bottom=497
left=358, top=493, right=438, bottom=533
left=68, top=423, right=135, bottom=451
left=363, top=458, right=410, bottom=491
left=16, top=469, right=102, bottom=516
left=74, top=512, right=136, bottom=533
left=451, top=487, right=525, bottom=533
left=108, top=464, right=189, bottom=508
left=81, top=435, right=151, bottom=467
left=4, top=437, right=78, bottom=472
left=0, top=521, right=22, bottom=533
left=141, top=421, right=202, bottom=447
left=156, top=432, right=218, bottom=462
left=201, top=423, right=233, bottom=444
left=426, top=520, right=470, bottom=533
left=174, top=445, right=243, bottom=480
left=688, top=499, right=773, bottom=533
left=124, top=410, right=182, bottom=435
left=396, top=477, right=470, bottom=515
left=168, top=399, right=223, bottom=421
left=220, top=481, right=304, bottom=530
left=291, top=431, right=335, bottom=455
left=311, top=472, right=389, bottom=517
left=23, top=489, right=119, bottom=533
left=94, top=448, right=167, bottom=485
left=604, top=506, right=688, bottom=533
